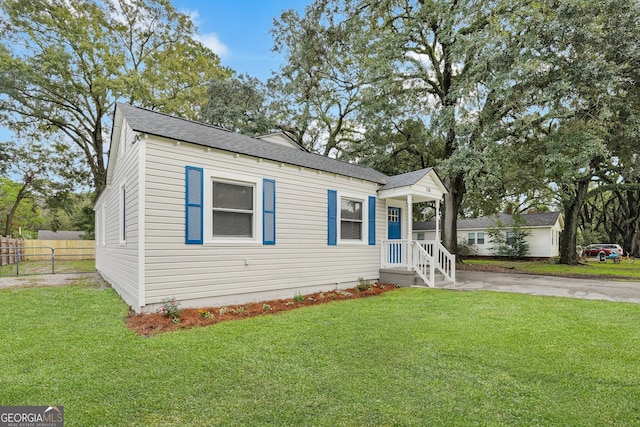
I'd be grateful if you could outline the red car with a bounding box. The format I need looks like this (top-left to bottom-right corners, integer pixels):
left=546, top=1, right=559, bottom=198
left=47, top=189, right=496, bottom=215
left=584, top=244, right=624, bottom=257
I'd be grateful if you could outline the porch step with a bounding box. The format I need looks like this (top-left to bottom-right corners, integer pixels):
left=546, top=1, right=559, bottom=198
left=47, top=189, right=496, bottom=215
left=379, top=268, right=453, bottom=288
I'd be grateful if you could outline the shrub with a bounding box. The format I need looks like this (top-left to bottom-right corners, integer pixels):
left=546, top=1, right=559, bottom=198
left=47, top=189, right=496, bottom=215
left=160, top=297, right=181, bottom=323
left=486, top=213, right=531, bottom=259
left=357, top=277, right=371, bottom=291
left=457, top=238, right=478, bottom=259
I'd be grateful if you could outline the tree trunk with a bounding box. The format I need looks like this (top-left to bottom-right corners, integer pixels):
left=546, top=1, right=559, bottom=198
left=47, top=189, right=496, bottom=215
left=620, top=189, right=640, bottom=256
left=559, top=179, right=590, bottom=264
left=442, top=174, right=465, bottom=258
left=3, top=182, right=29, bottom=237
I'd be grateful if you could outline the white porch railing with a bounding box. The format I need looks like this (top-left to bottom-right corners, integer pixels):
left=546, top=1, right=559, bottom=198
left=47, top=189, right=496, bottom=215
left=381, top=239, right=456, bottom=287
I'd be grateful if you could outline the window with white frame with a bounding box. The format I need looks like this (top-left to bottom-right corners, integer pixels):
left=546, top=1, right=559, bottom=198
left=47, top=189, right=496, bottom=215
left=417, top=232, right=425, bottom=241
left=468, top=232, right=475, bottom=245
left=212, top=180, right=254, bottom=238
left=340, top=198, right=363, bottom=240
left=477, top=232, right=485, bottom=245
left=506, top=230, right=516, bottom=246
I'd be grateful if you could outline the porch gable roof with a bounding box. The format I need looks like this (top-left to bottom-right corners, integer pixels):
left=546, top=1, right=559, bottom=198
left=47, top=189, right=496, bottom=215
left=378, top=168, right=448, bottom=203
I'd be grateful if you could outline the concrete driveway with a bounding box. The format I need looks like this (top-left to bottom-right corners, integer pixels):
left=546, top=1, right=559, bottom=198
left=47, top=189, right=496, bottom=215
left=445, top=270, right=640, bottom=304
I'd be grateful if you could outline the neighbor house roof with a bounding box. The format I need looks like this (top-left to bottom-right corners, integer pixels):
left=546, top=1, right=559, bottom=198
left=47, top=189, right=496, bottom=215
left=414, top=212, right=563, bottom=231
left=116, top=103, right=389, bottom=184
left=38, top=230, right=85, bottom=240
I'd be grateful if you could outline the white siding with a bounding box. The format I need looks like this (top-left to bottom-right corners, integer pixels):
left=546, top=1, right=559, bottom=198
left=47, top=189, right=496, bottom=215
left=413, top=223, right=562, bottom=258
left=95, top=121, right=141, bottom=308
left=142, top=137, right=385, bottom=310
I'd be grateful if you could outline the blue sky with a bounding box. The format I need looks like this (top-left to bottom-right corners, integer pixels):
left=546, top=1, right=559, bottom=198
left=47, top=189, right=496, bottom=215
left=174, top=0, right=310, bottom=80
left=0, top=0, right=310, bottom=143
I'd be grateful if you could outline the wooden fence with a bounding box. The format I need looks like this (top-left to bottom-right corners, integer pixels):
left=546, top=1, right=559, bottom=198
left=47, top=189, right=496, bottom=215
left=22, top=240, right=96, bottom=261
left=0, top=237, right=24, bottom=266
left=0, top=238, right=95, bottom=265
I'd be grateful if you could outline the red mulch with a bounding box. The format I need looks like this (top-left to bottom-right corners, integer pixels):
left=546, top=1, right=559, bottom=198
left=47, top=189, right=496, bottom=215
left=127, top=283, right=398, bottom=336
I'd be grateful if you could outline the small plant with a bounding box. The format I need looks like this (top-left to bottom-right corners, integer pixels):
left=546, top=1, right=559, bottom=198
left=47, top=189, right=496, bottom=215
left=357, top=277, right=371, bottom=291
left=159, top=297, right=181, bottom=323
left=262, top=303, right=271, bottom=311
left=219, top=306, right=229, bottom=316
left=236, top=307, right=245, bottom=314
left=293, top=292, right=304, bottom=303
left=307, top=297, right=315, bottom=302
left=198, top=310, right=213, bottom=319
left=286, top=301, right=294, bottom=307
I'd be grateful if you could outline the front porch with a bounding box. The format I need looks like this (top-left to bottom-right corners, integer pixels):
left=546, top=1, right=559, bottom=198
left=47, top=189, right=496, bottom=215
left=380, top=240, right=455, bottom=287
left=377, top=168, right=455, bottom=288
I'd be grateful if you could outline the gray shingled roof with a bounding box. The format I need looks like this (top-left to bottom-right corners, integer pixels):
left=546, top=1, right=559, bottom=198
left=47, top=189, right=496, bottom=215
left=117, top=103, right=389, bottom=184
left=38, top=230, right=86, bottom=240
left=414, top=212, right=562, bottom=231
left=380, top=168, right=434, bottom=190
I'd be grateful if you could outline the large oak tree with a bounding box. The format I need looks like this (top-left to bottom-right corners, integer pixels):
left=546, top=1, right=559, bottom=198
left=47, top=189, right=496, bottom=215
left=0, top=0, right=229, bottom=195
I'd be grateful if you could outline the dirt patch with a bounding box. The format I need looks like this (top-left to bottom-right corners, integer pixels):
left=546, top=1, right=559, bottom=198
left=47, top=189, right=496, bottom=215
left=0, top=272, right=104, bottom=289
left=127, top=283, right=398, bottom=336
left=457, top=263, right=518, bottom=274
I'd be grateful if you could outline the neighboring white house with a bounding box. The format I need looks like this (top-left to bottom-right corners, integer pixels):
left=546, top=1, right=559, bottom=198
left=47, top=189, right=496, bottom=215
left=95, top=104, right=454, bottom=312
left=413, top=212, right=564, bottom=258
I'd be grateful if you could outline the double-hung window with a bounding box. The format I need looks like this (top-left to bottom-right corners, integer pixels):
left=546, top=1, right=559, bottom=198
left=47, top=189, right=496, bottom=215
left=468, top=232, right=475, bottom=245
left=328, top=191, right=375, bottom=245
left=212, top=180, right=254, bottom=238
left=340, top=198, right=363, bottom=241
left=186, top=166, right=275, bottom=245
left=477, top=232, right=485, bottom=245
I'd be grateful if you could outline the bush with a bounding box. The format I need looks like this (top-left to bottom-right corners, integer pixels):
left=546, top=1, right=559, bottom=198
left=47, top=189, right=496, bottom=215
left=457, top=239, right=478, bottom=259
left=486, top=214, right=531, bottom=259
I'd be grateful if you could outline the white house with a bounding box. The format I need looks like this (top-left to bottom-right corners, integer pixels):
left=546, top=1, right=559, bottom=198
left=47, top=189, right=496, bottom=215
left=413, top=212, right=564, bottom=258
left=95, top=104, right=455, bottom=312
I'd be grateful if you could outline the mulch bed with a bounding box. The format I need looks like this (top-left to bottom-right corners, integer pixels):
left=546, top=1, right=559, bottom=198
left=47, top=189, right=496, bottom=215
left=127, top=283, right=398, bottom=336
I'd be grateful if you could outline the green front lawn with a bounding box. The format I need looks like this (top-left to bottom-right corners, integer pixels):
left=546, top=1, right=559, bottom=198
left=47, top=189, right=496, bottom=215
left=2, top=279, right=639, bottom=426
left=464, top=258, right=640, bottom=280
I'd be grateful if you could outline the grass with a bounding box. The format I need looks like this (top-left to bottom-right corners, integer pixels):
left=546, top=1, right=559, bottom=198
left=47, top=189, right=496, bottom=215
left=464, top=257, right=640, bottom=279
left=2, top=279, right=640, bottom=425
left=0, top=259, right=96, bottom=277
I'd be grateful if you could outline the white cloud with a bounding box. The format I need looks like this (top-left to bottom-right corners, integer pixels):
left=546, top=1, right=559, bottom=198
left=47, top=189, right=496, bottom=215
left=196, top=33, right=230, bottom=58
left=181, top=8, right=230, bottom=59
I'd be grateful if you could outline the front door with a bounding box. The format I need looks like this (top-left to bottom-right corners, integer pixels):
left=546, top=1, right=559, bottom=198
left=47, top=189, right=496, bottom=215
left=388, top=207, right=402, bottom=263
left=388, top=207, right=401, bottom=239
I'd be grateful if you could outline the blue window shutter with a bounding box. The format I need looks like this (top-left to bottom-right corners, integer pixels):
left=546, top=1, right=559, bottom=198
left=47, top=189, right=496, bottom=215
left=263, top=179, right=276, bottom=245
left=328, top=190, right=337, bottom=246
left=368, top=196, right=376, bottom=246
left=185, top=166, right=203, bottom=244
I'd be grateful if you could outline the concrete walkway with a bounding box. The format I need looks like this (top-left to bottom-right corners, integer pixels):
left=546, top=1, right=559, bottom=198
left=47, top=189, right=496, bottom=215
left=445, top=270, right=640, bottom=304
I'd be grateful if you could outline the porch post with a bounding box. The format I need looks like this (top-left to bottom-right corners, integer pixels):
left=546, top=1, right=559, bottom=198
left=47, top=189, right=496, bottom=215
left=435, top=200, right=441, bottom=242
left=407, top=195, right=413, bottom=270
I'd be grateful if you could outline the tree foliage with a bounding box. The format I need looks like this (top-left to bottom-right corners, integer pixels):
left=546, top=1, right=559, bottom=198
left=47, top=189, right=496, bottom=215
left=272, top=0, right=640, bottom=263
left=270, top=5, right=372, bottom=155
left=0, top=141, right=81, bottom=237
left=0, top=0, right=230, bottom=195
left=200, top=73, right=275, bottom=135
